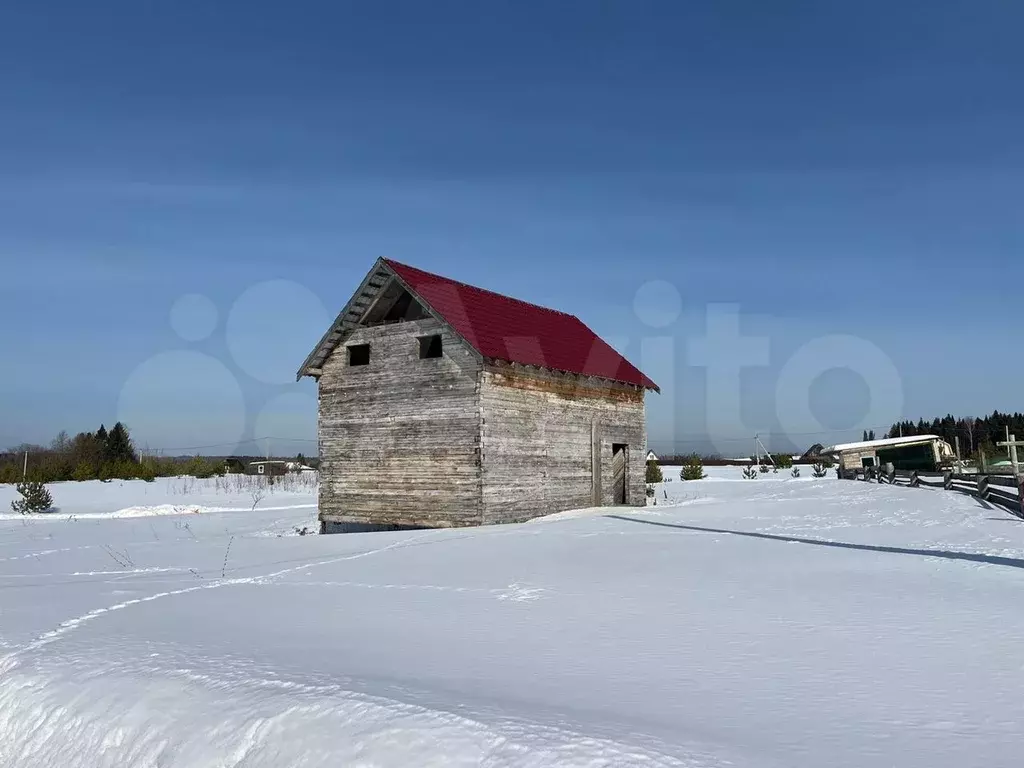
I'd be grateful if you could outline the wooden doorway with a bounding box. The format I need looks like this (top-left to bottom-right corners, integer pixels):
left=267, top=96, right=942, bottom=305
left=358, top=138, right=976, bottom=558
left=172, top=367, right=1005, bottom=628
left=611, top=443, right=628, bottom=504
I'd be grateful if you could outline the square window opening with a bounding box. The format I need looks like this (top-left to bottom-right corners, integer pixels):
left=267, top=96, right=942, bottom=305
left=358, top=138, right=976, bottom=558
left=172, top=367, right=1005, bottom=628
left=418, top=334, right=443, bottom=359
left=257, top=464, right=265, bottom=474
left=348, top=344, right=370, bottom=366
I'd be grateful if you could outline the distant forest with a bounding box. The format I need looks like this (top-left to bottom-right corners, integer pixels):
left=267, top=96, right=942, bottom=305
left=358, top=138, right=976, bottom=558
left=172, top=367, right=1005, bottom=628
left=1, top=423, right=315, bottom=484
left=655, top=411, right=1024, bottom=467
left=885, top=411, right=1024, bottom=458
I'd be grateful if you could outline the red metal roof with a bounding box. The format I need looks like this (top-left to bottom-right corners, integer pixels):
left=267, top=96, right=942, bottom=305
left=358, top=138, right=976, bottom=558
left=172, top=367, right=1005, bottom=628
left=383, top=259, right=658, bottom=391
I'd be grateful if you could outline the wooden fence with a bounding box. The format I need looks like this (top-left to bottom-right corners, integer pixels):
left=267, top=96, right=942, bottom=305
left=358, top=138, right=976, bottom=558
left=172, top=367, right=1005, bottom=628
left=840, top=467, right=1024, bottom=519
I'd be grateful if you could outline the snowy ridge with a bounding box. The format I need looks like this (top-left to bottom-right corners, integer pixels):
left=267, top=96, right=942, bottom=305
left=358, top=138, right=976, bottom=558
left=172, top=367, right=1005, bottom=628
left=0, top=664, right=720, bottom=768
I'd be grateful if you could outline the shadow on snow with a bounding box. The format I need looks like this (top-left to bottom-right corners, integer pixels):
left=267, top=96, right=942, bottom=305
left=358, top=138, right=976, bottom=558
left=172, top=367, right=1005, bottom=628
left=606, top=515, right=1024, bottom=571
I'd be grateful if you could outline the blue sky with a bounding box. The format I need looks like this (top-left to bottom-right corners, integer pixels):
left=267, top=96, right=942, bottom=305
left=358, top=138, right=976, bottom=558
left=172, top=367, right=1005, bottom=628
left=0, top=1, right=1021, bottom=456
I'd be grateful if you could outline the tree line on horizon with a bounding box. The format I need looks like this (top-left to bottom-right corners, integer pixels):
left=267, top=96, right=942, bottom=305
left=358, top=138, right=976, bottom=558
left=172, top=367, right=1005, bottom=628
left=885, top=411, right=1024, bottom=459
left=0, top=423, right=227, bottom=484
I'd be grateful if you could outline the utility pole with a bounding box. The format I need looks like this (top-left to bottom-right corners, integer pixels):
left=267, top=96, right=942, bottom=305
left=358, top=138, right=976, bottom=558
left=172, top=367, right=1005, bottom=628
left=23, top=450, right=28, bottom=480
left=899, top=423, right=903, bottom=438
left=265, top=438, right=270, bottom=461
left=954, top=435, right=961, bottom=460
left=755, top=434, right=776, bottom=468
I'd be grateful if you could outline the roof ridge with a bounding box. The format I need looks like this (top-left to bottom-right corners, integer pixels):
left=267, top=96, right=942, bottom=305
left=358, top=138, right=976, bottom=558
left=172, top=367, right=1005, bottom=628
left=382, top=258, right=578, bottom=320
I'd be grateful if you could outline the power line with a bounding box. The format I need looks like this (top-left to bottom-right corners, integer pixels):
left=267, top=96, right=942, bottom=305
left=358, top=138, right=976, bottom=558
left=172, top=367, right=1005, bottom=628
left=141, top=436, right=317, bottom=454
left=655, top=427, right=898, bottom=446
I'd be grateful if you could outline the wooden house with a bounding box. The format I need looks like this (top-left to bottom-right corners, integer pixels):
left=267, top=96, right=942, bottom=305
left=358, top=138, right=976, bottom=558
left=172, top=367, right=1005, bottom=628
left=298, top=258, right=659, bottom=533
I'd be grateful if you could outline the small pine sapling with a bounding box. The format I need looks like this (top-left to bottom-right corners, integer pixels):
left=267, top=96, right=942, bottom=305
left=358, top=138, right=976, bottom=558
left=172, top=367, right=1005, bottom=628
left=812, top=462, right=828, bottom=478
left=11, top=481, right=54, bottom=514
left=645, top=460, right=663, bottom=484
left=742, top=465, right=758, bottom=480
left=758, top=462, right=769, bottom=473
left=791, top=466, right=801, bottom=478
left=680, top=455, right=706, bottom=481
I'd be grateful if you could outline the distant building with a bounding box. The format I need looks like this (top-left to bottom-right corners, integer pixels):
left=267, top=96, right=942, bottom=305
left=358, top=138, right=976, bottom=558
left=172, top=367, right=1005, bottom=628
left=646, top=450, right=658, bottom=462
left=822, top=435, right=955, bottom=472
left=247, top=460, right=290, bottom=477
left=223, top=457, right=247, bottom=474
left=298, top=258, right=659, bottom=533
left=800, top=443, right=825, bottom=460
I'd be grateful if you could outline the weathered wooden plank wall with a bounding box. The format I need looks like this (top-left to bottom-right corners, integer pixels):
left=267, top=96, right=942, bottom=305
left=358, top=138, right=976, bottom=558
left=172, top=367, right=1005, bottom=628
left=318, top=318, right=484, bottom=528
left=479, top=367, right=647, bottom=525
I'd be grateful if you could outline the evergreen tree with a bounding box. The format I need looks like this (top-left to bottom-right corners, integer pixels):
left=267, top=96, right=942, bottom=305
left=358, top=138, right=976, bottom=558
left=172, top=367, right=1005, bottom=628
left=868, top=429, right=875, bottom=441
left=681, top=455, right=707, bottom=481
left=11, top=481, right=53, bottom=514
left=95, top=424, right=110, bottom=463
left=106, top=422, right=136, bottom=464
left=863, top=430, right=868, bottom=442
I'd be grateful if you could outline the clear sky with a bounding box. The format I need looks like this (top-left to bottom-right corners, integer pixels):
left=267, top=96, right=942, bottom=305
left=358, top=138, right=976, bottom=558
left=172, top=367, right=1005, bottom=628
left=0, top=1, right=1021, bottom=457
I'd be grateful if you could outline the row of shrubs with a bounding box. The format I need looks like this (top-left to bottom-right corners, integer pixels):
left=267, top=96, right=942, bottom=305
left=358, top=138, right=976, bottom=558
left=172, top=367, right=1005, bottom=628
left=646, top=455, right=835, bottom=489
left=646, top=456, right=707, bottom=483
left=740, top=462, right=831, bottom=479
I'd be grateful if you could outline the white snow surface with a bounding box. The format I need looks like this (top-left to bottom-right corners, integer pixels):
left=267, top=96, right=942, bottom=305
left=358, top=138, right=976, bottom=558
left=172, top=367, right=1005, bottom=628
left=2, top=468, right=1024, bottom=767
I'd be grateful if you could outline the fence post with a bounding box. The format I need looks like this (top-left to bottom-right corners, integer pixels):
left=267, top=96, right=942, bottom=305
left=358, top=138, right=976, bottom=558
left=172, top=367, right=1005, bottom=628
left=910, top=471, right=919, bottom=488
left=1018, top=476, right=1024, bottom=519
left=944, top=471, right=953, bottom=490
left=885, top=463, right=895, bottom=485
left=977, top=475, right=990, bottom=501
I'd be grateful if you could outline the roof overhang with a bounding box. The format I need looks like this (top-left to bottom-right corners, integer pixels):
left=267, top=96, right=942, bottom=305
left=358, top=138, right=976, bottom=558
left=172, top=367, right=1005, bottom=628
left=296, top=258, right=395, bottom=380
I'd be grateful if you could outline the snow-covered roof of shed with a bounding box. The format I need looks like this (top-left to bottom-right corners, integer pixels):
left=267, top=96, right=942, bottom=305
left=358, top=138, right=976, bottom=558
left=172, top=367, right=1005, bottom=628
left=823, top=434, right=944, bottom=454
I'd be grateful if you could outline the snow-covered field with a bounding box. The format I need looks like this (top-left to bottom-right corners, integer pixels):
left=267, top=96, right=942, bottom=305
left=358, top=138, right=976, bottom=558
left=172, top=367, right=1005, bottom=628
left=2, top=468, right=1023, bottom=767
left=0, top=472, right=318, bottom=522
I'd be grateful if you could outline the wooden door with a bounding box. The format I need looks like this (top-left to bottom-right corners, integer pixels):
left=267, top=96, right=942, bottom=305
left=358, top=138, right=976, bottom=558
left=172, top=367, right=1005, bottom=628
left=611, top=444, right=627, bottom=504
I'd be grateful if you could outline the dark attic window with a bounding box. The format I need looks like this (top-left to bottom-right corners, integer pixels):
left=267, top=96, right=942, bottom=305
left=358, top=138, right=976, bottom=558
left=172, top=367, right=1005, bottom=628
left=418, top=334, right=443, bottom=359
left=348, top=343, right=370, bottom=366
